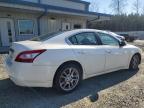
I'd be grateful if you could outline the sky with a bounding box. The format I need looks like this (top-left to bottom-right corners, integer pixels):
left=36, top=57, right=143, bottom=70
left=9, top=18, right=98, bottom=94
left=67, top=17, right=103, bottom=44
left=84, top=0, right=144, bottom=14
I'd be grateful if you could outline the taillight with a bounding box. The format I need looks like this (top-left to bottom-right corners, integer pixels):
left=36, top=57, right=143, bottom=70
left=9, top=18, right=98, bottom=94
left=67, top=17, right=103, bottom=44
left=15, top=49, right=46, bottom=63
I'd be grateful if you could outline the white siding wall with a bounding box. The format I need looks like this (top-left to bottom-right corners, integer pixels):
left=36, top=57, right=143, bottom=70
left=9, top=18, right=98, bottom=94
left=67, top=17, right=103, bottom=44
left=41, top=0, right=86, bottom=11
left=40, top=16, right=49, bottom=35
left=0, top=11, right=39, bottom=41
left=0, top=11, right=87, bottom=42
left=40, top=15, right=87, bottom=35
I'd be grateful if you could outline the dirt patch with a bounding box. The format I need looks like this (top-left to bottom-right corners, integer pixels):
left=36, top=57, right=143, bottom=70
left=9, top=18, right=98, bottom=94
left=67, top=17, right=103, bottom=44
left=64, top=68, right=144, bottom=108
left=89, top=65, right=144, bottom=108
left=0, top=65, right=8, bottom=80
left=0, top=55, right=8, bottom=80
left=130, top=40, right=144, bottom=51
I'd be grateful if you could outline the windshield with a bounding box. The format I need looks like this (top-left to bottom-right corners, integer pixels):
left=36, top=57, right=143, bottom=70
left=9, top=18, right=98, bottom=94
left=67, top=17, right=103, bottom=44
left=108, top=31, right=125, bottom=40
left=31, top=31, right=64, bottom=41
left=108, top=31, right=120, bottom=37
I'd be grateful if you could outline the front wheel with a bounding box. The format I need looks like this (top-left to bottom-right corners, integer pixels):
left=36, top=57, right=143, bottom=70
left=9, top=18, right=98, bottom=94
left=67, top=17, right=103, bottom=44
left=129, top=54, right=140, bottom=70
left=54, top=64, right=82, bottom=93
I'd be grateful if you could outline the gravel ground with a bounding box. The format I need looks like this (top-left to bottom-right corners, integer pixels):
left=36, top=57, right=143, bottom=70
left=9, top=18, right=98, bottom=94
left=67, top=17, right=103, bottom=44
left=0, top=41, right=144, bottom=108
left=0, top=55, right=8, bottom=80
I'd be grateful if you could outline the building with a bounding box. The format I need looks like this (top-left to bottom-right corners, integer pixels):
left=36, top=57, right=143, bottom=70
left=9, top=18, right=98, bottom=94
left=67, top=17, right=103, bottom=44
left=0, top=0, right=111, bottom=48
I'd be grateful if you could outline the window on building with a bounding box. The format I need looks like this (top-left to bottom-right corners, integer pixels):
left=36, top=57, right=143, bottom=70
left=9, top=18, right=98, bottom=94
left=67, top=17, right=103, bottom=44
left=73, top=24, right=82, bottom=29
left=18, top=20, right=34, bottom=35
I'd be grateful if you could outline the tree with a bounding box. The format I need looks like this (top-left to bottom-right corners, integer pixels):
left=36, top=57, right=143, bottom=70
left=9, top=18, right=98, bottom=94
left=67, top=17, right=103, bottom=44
left=110, top=0, right=127, bottom=15
left=133, top=0, right=141, bottom=14
left=88, top=14, right=144, bottom=32
left=89, top=0, right=99, bottom=12
left=142, top=6, right=144, bottom=15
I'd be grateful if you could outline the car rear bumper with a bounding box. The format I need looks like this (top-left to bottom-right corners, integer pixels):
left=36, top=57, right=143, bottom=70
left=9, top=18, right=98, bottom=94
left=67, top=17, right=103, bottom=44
left=5, top=57, right=57, bottom=88
left=9, top=76, right=53, bottom=87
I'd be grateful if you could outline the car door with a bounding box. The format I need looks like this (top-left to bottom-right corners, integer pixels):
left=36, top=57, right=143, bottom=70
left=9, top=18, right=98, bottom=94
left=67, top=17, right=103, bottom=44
left=69, top=32, right=106, bottom=75
left=97, top=32, right=129, bottom=71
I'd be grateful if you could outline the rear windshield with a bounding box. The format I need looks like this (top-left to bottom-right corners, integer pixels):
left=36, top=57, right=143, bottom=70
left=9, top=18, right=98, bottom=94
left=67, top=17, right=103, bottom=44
left=31, top=31, right=64, bottom=41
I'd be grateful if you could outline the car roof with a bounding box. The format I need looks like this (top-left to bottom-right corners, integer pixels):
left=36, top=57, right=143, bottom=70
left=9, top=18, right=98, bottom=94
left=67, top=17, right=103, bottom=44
left=43, top=29, right=121, bottom=44
left=60, top=29, right=111, bottom=38
left=65, top=29, right=108, bottom=34
left=43, top=29, right=102, bottom=44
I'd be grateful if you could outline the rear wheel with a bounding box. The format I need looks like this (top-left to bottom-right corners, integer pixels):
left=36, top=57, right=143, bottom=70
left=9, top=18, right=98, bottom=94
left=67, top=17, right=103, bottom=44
left=129, top=54, right=140, bottom=70
left=54, top=64, right=82, bottom=93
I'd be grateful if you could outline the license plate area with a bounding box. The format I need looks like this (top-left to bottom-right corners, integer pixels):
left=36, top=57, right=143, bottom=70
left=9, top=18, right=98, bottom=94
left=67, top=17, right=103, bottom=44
left=6, top=57, right=12, bottom=66
left=6, top=48, right=14, bottom=66
left=9, top=48, right=14, bottom=59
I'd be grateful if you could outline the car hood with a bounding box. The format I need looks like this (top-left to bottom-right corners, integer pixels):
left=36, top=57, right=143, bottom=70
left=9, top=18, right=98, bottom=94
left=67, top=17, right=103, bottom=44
left=125, top=44, right=142, bottom=53
left=126, top=44, right=138, bottom=48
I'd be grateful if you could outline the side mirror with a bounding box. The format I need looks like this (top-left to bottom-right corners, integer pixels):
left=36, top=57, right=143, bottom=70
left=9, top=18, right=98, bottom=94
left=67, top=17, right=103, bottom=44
left=119, top=41, right=126, bottom=47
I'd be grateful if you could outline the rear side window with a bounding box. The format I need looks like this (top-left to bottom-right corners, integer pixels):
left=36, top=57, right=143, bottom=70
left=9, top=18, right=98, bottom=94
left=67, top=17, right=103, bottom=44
left=69, top=32, right=98, bottom=45
left=69, top=36, right=78, bottom=45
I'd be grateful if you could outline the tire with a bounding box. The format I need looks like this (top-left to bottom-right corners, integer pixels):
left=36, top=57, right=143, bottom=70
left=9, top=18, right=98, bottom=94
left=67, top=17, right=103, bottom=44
left=53, top=63, right=82, bottom=93
left=129, top=54, right=140, bottom=70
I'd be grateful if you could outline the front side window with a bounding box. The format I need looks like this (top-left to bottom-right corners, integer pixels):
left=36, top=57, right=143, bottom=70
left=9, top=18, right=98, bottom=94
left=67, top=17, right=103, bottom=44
left=69, top=36, right=78, bottom=45
left=69, top=32, right=98, bottom=45
left=98, top=32, right=119, bottom=46
left=18, top=20, right=34, bottom=35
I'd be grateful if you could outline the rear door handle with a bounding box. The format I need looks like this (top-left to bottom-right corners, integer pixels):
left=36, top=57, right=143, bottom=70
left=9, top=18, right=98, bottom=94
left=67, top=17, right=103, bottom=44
left=106, top=50, right=111, bottom=54
left=77, top=51, right=85, bottom=55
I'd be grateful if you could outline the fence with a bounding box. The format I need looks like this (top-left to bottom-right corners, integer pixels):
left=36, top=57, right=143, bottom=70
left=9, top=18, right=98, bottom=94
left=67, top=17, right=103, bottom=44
left=115, top=31, right=144, bottom=40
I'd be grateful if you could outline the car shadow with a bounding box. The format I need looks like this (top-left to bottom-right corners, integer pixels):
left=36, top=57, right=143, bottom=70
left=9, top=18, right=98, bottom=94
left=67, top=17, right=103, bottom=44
left=0, top=69, right=138, bottom=108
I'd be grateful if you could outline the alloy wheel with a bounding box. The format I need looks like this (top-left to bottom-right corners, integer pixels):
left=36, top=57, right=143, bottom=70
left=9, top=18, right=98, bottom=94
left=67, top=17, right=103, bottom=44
left=59, top=67, right=80, bottom=91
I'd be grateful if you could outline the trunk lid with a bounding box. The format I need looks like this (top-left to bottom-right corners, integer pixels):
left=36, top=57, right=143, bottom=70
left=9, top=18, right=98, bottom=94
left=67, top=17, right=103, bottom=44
left=9, top=41, right=42, bottom=61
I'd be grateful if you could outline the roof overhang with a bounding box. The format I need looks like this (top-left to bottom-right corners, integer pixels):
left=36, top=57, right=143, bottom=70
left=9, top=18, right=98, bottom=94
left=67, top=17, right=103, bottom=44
left=47, top=9, right=99, bottom=18
left=46, top=6, right=112, bottom=17
left=68, top=0, right=90, bottom=5
left=0, top=2, right=44, bottom=12
left=0, top=0, right=112, bottom=20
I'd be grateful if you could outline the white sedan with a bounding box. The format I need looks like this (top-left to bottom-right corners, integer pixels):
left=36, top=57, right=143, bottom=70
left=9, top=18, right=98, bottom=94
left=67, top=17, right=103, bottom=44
left=5, top=29, right=142, bottom=93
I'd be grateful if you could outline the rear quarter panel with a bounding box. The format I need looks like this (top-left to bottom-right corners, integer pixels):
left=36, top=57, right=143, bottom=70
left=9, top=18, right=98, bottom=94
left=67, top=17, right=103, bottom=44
left=33, top=47, right=77, bottom=67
